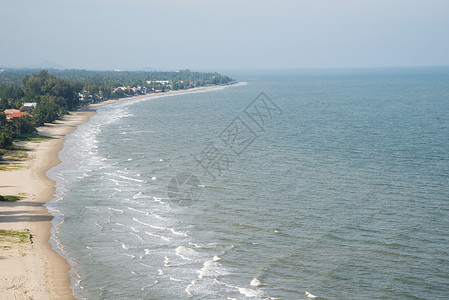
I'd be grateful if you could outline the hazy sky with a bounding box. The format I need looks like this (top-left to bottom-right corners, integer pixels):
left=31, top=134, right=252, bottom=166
left=1, top=0, right=448, bottom=70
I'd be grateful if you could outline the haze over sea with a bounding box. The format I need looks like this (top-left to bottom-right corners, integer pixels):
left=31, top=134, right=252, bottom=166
left=47, top=67, right=449, bottom=299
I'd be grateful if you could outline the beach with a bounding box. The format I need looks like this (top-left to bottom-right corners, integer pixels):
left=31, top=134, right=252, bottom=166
left=0, top=87, right=216, bottom=299
left=0, top=111, right=94, bottom=299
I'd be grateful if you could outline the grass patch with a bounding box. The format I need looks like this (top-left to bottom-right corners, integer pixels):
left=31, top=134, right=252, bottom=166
left=15, top=133, right=55, bottom=143
left=0, top=149, right=29, bottom=161
left=4, top=144, right=27, bottom=151
left=9, top=152, right=28, bottom=159
left=0, top=165, right=25, bottom=171
left=0, top=194, right=25, bottom=202
left=0, top=143, right=32, bottom=169
left=0, top=229, right=31, bottom=243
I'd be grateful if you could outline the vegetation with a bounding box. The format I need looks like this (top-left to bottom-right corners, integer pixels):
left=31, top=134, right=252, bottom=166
left=0, top=143, right=31, bottom=170
left=0, top=229, right=31, bottom=244
left=15, top=133, right=54, bottom=143
left=0, top=194, right=24, bottom=201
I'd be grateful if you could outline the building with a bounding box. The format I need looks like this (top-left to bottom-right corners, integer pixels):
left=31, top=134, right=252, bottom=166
left=3, top=109, right=20, bottom=115
left=5, top=112, right=33, bottom=120
left=23, top=102, right=37, bottom=108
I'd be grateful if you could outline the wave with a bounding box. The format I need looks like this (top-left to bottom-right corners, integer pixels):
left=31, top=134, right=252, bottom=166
left=197, top=257, right=229, bottom=279
left=169, top=228, right=190, bottom=237
left=117, top=174, right=145, bottom=183
left=175, top=246, right=198, bottom=261
left=108, top=207, right=124, bottom=214
left=145, top=231, right=171, bottom=242
left=250, top=277, right=263, bottom=287
left=237, top=287, right=265, bottom=298
left=129, top=232, right=143, bottom=241
left=133, top=217, right=151, bottom=226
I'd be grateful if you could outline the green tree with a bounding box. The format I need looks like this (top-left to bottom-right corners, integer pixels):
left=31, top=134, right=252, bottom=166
left=24, top=70, right=81, bottom=110
left=12, top=115, right=36, bottom=135
left=33, top=98, right=64, bottom=125
left=0, top=112, right=6, bottom=126
left=0, top=126, right=13, bottom=148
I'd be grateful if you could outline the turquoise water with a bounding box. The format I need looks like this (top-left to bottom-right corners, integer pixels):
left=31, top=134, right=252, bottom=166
left=47, top=67, right=449, bottom=299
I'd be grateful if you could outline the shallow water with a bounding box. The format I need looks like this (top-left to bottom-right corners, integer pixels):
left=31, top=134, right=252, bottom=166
left=47, top=67, right=449, bottom=299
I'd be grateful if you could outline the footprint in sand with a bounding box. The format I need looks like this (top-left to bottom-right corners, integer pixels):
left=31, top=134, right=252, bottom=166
left=0, top=272, right=27, bottom=300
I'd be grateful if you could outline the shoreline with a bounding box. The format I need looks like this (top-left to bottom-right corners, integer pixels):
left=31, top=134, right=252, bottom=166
left=0, top=111, right=94, bottom=299
left=89, top=84, right=225, bottom=108
left=0, top=84, right=231, bottom=299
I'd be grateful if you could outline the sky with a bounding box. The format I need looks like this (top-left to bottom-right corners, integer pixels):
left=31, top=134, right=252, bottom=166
left=1, top=0, right=449, bottom=71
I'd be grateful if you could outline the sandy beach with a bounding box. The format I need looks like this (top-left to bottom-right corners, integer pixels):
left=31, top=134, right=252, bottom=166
left=0, top=111, right=94, bottom=299
left=89, top=85, right=216, bottom=108
left=0, top=86, right=218, bottom=299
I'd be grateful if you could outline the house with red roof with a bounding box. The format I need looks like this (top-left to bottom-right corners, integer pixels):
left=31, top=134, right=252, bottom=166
left=3, top=109, right=20, bottom=115
left=5, top=112, right=33, bottom=120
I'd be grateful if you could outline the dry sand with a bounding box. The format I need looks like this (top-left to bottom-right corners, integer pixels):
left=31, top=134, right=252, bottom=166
left=89, top=85, right=213, bottom=108
left=0, top=111, right=94, bottom=299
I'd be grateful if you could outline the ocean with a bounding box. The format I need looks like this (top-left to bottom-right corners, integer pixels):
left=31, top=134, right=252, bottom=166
left=47, top=67, right=449, bottom=299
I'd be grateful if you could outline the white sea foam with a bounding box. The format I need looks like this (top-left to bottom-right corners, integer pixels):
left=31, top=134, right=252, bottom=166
left=118, top=174, right=145, bottom=183
left=133, top=217, right=151, bottom=226
left=185, top=280, right=196, bottom=296
left=130, top=232, right=143, bottom=241
left=116, top=252, right=135, bottom=259
left=138, top=261, right=151, bottom=268
left=197, top=258, right=228, bottom=279
left=189, top=242, right=202, bottom=248
left=149, top=211, right=164, bottom=219
left=127, top=206, right=147, bottom=214
left=132, top=192, right=145, bottom=199
left=169, top=277, right=183, bottom=282
left=108, top=207, right=124, bottom=214
left=121, top=243, right=129, bottom=250
left=250, top=277, right=263, bottom=286
left=175, top=246, right=197, bottom=260
left=170, top=228, right=190, bottom=237
left=164, top=256, right=171, bottom=267
left=305, top=291, right=318, bottom=298
left=238, top=287, right=265, bottom=298
left=145, top=231, right=171, bottom=241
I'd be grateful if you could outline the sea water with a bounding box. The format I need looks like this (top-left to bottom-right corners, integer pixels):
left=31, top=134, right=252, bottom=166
left=47, top=67, right=449, bottom=299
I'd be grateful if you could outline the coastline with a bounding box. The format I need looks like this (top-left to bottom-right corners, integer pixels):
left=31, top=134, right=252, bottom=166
left=89, top=85, right=221, bottom=108
left=0, top=84, right=228, bottom=299
left=0, top=111, right=94, bottom=299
